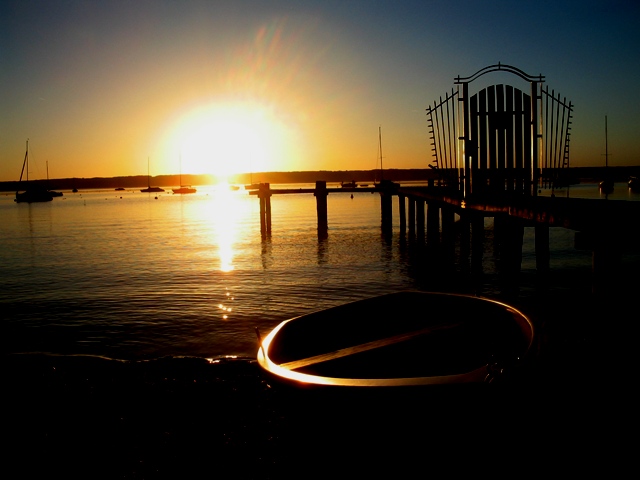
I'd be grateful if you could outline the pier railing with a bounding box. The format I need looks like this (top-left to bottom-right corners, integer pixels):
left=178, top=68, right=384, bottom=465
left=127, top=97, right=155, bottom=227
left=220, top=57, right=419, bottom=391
left=250, top=180, right=640, bottom=298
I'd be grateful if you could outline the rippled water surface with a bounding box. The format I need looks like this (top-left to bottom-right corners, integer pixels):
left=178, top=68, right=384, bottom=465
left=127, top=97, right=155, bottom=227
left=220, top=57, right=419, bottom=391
left=2, top=182, right=638, bottom=360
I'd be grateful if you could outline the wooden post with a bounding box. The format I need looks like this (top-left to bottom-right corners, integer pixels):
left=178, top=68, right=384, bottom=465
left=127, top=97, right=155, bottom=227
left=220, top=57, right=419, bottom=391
left=471, top=215, right=485, bottom=276
left=426, top=202, right=439, bottom=248
left=459, top=211, right=471, bottom=275
left=416, top=201, right=425, bottom=243
left=266, top=188, right=272, bottom=233
left=462, top=81, right=470, bottom=197
left=258, top=183, right=272, bottom=234
left=441, top=205, right=456, bottom=268
left=531, top=80, right=540, bottom=196
left=259, top=195, right=266, bottom=234
left=408, top=198, right=416, bottom=238
left=398, top=194, right=406, bottom=235
left=315, top=181, right=328, bottom=237
left=380, top=188, right=393, bottom=234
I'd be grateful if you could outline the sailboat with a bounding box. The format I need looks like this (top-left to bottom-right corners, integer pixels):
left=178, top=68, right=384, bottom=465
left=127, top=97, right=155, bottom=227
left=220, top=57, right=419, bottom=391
left=140, top=157, right=165, bottom=193
left=46, top=161, right=63, bottom=197
left=172, top=156, right=196, bottom=194
left=599, top=116, right=614, bottom=195
left=244, top=167, right=261, bottom=190
left=374, top=125, right=385, bottom=189
left=15, top=140, right=54, bottom=203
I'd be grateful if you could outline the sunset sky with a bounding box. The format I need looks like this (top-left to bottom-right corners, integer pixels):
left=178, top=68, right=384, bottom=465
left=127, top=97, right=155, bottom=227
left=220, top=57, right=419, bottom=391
left=1, top=0, right=639, bottom=182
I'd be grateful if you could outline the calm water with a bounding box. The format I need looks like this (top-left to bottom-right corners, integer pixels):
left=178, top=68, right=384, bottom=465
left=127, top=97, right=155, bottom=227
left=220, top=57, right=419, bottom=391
left=2, top=182, right=638, bottom=361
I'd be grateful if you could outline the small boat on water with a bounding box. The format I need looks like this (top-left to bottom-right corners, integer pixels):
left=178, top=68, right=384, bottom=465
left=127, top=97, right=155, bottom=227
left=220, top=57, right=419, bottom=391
left=172, top=156, right=196, bottom=194
left=172, top=186, right=196, bottom=194
left=141, top=157, right=165, bottom=193
left=45, top=161, right=63, bottom=197
left=257, top=291, right=534, bottom=388
left=15, top=140, right=54, bottom=203
left=141, top=186, right=165, bottom=193
left=340, top=180, right=358, bottom=188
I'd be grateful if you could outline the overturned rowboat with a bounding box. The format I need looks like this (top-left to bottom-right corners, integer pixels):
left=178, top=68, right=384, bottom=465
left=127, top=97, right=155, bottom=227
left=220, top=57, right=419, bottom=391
left=256, top=291, right=535, bottom=387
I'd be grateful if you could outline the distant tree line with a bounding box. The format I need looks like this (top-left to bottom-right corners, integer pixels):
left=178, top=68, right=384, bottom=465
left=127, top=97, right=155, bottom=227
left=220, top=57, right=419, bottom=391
left=2, top=166, right=639, bottom=192
left=1, top=169, right=439, bottom=192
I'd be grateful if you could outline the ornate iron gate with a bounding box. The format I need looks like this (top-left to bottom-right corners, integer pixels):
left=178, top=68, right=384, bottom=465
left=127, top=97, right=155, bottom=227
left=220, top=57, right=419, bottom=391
left=426, top=63, right=573, bottom=196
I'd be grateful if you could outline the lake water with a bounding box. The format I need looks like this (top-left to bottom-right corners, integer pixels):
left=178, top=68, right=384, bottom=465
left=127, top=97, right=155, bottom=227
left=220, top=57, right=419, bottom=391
left=2, top=182, right=638, bottom=362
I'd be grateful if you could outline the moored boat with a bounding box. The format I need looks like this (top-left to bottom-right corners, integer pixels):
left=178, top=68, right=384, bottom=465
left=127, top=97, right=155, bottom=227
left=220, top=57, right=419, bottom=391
left=172, top=185, right=196, bottom=194
left=14, top=140, right=54, bottom=203
left=172, top=156, right=196, bottom=194
left=140, top=157, right=165, bottom=193
left=141, top=186, right=165, bottom=193
left=257, top=291, right=534, bottom=388
left=16, top=187, right=54, bottom=203
left=45, top=161, right=63, bottom=197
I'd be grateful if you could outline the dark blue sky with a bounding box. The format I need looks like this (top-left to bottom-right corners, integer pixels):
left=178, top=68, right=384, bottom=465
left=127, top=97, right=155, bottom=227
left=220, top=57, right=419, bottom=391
left=1, top=0, right=638, bottom=180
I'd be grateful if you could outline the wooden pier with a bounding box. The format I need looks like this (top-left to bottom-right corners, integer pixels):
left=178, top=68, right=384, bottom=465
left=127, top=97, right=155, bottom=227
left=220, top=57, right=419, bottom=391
left=251, top=64, right=640, bottom=297
left=250, top=179, right=640, bottom=298
left=250, top=180, right=390, bottom=238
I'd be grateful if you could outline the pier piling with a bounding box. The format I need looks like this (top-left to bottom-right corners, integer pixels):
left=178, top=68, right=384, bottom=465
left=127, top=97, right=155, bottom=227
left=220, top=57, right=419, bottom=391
left=258, top=183, right=272, bottom=234
left=315, top=181, right=328, bottom=237
left=248, top=179, right=638, bottom=297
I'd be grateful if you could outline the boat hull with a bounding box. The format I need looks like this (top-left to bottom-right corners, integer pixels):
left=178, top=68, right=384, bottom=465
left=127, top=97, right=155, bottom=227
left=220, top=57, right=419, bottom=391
left=257, top=291, right=534, bottom=387
left=15, top=189, right=54, bottom=203
left=172, top=186, right=196, bottom=194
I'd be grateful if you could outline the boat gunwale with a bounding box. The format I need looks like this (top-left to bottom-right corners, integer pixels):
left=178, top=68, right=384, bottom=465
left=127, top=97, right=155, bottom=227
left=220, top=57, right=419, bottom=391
left=257, top=291, right=535, bottom=388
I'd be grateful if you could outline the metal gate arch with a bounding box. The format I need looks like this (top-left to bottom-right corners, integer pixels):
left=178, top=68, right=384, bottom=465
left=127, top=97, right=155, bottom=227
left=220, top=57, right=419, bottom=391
left=426, top=63, right=573, bottom=198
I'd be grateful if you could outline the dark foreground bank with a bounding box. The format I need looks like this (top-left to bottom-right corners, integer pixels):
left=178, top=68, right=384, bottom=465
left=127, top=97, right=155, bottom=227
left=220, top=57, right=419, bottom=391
left=4, top=352, right=631, bottom=478
left=4, top=288, right=635, bottom=479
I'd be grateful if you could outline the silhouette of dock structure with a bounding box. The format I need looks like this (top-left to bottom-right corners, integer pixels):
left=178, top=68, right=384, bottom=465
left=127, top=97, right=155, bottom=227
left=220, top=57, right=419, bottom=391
left=251, top=64, right=640, bottom=297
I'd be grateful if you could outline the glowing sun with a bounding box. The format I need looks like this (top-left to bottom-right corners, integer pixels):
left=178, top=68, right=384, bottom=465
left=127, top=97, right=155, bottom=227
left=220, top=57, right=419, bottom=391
left=169, top=102, right=289, bottom=180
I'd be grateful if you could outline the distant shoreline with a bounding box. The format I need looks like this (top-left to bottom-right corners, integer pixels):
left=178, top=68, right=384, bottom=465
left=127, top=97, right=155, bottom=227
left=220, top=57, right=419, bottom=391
left=1, top=166, right=639, bottom=192
left=1, top=168, right=435, bottom=192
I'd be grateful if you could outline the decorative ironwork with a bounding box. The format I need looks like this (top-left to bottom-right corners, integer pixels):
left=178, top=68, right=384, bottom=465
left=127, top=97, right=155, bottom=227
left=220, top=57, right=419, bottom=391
left=541, top=87, right=574, bottom=190
left=426, top=89, right=459, bottom=187
left=426, top=64, right=573, bottom=196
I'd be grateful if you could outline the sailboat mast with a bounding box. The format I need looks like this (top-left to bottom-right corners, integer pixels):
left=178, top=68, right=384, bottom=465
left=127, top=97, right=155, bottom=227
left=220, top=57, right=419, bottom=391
left=378, top=125, right=383, bottom=182
left=605, top=115, right=608, bottom=168
left=19, top=139, right=29, bottom=183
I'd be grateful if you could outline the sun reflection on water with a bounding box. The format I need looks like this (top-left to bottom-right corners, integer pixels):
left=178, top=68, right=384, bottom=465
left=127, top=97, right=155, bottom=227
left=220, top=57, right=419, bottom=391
left=218, top=290, right=235, bottom=320
left=209, top=183, right=242, bottom=273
